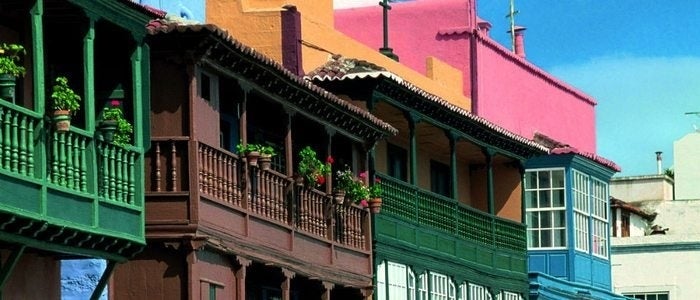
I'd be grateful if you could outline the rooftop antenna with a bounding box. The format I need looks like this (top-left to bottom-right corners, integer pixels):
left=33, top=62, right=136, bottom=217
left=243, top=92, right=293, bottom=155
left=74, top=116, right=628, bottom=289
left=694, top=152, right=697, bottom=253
left=686, top=111, right=700, bottom=132
left=506, top=0, right=519, bottom=52
left=379, top=0, right=399, bottom=61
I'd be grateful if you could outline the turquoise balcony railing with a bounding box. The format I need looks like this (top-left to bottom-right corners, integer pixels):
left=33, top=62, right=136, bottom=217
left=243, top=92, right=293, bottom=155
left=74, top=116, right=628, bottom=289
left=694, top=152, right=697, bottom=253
left=0, top=100, right=144, bottom=260
left=377, top=172, right=526, bottom=253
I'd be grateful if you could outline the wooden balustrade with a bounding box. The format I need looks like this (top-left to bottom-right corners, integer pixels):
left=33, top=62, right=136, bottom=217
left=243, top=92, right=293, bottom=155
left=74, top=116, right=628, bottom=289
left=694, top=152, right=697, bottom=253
left=172, top=140, right=370, bottom=250
left=0, top=103, right=40, bottom=178
left=97, top=141, right=137, bottom=205
left=49, top=129, right=90, bottom=192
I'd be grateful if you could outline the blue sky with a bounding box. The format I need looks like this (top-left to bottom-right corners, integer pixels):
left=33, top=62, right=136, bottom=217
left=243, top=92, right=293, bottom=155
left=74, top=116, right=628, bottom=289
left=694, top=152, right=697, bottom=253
left=476, top=1, right=700, bottom=176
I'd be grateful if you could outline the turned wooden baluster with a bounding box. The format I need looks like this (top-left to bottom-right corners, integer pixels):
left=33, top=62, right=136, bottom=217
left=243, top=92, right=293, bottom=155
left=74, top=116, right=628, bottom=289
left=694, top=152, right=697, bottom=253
left=225, top=155, right=232, bottom=203
left=27, top=118, right=34, bottom=177
left=65, top=133, right=74, bottom=189
left=18, top=116, right=26, bottom=175
left=10, top=113, right=18, bottom=173
left=170, top=140, right=177, bottom=192
left=3, top=109, right=11, bottom=170
left=154, top=142, right=161, bottom=192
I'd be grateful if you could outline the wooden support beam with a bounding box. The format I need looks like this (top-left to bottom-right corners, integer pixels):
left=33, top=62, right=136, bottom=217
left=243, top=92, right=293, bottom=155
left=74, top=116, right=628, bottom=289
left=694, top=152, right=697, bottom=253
left=90, top=260, right=116, bottom=300
left=0, top=245, right=26, bottom=292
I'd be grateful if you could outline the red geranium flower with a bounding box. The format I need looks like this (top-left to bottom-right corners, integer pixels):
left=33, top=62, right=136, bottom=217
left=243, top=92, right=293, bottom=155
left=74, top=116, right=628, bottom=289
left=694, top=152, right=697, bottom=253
left=359, top=199, right=368, bottom=208
left=110, top=100, right=121, bottom=107
left=316, top=174, right=326, bottom=185
left=326, top=156, right=334, bottom=164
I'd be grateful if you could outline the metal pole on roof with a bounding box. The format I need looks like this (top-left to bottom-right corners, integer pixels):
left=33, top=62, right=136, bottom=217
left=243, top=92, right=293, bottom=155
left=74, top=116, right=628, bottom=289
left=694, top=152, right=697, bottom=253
left=506, top=0, right=519, bottom=52
left=379, top=0, right=399, bottom=61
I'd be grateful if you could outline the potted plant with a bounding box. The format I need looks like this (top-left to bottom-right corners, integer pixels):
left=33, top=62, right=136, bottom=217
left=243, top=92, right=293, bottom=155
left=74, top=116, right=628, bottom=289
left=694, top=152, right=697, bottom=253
left=100, top=100, right=133, bottom=146
left=368, top=177, right=383, bottom=213
left=0, top=43, right=26, bottom=102
left=258, top=145, right=276, bottom=171
left=335, top=166, right=370, bottom=206
left=236, top=142, right=262, bottom=167
left=297, top=146, right=332, bottom=189
left=50, top=76, right=81, bottom=132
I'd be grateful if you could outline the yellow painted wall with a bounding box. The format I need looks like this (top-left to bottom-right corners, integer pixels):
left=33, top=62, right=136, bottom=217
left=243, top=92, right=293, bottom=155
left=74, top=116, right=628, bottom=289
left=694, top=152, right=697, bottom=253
left=206, top=0, right=470, bottom=111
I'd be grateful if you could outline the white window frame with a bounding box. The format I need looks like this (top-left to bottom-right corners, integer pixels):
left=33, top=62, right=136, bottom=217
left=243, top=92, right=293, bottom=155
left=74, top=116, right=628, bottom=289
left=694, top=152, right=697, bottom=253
left=468, top=283, right=493, bottom=300
left=622, top=291, right=669, bottom=300
left=591, top=178, right=609, bottom=258
left=525, top=168, right=567, bottom=249
left=429, top=272, right=455, bottom=300
left=377, top=261, right=418, bottom=300
left=572, top=170, right=590, bottom=253
left=417, top=273, right=428, bottom=300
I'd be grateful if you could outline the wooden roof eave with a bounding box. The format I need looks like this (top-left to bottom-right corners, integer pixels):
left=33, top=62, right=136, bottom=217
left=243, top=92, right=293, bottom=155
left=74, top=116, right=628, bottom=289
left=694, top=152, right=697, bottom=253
left=149, top=28, right=397, bottom=144
left=372, top=78, right=547, bottom=161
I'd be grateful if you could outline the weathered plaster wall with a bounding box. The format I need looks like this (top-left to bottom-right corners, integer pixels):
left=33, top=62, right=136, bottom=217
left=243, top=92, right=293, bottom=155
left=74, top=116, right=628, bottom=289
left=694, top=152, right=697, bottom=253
left=610, top=175, right=674, bottom=201
left=612, top=200, right=700, bottom=298
left=206, top=0, right=469, bottom=109
left=61, top=259, right=107, bottom=300
left=673, top=131, right=700, bottom=200
left=334, top=0, right=598, bottom=153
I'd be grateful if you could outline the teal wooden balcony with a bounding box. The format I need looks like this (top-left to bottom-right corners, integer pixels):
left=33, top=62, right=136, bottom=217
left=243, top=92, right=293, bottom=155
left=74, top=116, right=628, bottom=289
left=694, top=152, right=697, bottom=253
left=374, top=172, right=527, bottom=273
left=0, top=100, right=144, bottom=261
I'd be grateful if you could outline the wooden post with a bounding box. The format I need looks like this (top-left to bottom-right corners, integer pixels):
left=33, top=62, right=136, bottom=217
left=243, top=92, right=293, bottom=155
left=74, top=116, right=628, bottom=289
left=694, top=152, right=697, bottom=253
left=321, top=281, right=334, bottom=300
left=235, top=257, right=251, bottom=300
left=281, top=268, right=295, bottom=300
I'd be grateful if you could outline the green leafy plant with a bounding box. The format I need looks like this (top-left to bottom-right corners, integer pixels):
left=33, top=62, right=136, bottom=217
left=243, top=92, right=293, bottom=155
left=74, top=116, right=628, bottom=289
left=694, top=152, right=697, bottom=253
left=235, top=142, right=276, bottom=156
left=369, top=177, right=382, bottom=198
left=335, top=166, right=370, bottom=204
left=0, top=43, right=26, bottom=77
left=51, top=76, right=81, bottom=112
left=102, top=100, right=133, bottom=146
left=298, top=146, right=332, bottom=188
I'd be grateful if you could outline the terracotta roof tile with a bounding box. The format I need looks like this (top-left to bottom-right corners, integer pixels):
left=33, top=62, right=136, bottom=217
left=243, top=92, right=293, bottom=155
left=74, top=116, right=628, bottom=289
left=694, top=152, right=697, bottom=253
left=306, top=56, right=549, bottom=153
left=145, top=20, right=397, bottom=137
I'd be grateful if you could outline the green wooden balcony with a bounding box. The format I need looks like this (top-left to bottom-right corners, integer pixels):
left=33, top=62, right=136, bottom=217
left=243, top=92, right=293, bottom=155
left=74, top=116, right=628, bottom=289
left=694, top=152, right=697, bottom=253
left=0, top=101, right=144, bottom=261
left=375, top=172, right=527, bottom=273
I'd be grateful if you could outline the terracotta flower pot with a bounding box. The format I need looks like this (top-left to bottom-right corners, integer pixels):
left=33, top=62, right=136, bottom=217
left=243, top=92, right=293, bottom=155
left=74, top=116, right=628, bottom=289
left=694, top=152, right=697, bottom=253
left=259, top=154, right=272, bottom=171
left=52, top=109, right=72, bottom=132
left=369, top=197, right=382, bottom=214
left=333, top=190, right=346, bottom=204
left=246, top=151, right=260, bottom=167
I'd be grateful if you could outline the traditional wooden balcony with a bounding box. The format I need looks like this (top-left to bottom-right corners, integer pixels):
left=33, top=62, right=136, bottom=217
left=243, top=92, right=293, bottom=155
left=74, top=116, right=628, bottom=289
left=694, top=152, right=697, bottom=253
left=0, top=100, right=144, bottom=260
left=375, top=172, right=527, bottom=272
left=147, top=137, right=372, bottom=279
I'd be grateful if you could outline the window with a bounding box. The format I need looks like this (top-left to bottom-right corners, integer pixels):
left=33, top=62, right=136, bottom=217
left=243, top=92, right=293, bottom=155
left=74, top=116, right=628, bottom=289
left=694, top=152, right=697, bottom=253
left=621, top=211, right=630, bottom=237
left=591, top=178, right=608, bottom=257
left=525, top=169, right=566, bottom=249
left=430, top=160, right=450, bottom=197
left=501, top=291, right=523, bottom=300
left=572, top=170, right=590, bottom=252
left=429, top=272, right=455, bottom=300
left=468, top=283, right=493, bottom=300
left=623, top=292, right=669, bottom=300
left=387, top=143, right=408, bottom=181
left=417, top=273, right=428, bottom=300
left=198, top=70, right=219, bottom=106
left=377, top=261, right=416, bottom=300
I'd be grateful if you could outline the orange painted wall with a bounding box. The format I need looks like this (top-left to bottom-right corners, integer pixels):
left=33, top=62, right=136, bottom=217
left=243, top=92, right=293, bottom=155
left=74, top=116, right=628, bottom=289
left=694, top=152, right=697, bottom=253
left=206, top=0, right=470, bottom=110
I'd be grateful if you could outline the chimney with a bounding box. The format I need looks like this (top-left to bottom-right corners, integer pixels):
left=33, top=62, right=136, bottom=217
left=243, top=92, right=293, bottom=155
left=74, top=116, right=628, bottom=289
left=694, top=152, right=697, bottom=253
left=511, top=26, right=526, bottom=58
left=281, top=5, right=303, bottom=76
left=478, top=20, right=492, bottom=36
left=656, top=151, right=663, bottom=175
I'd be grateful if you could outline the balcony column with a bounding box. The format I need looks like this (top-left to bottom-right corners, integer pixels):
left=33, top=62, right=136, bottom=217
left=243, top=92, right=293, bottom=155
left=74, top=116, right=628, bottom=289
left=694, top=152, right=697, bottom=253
left=324, top=127, right=335, bottom=194
left=321, top=281, right=334, bottom=300
left=234, top=256, right=251, bottom=300
left=82, top=14, right=97, bottom=129
left=239, top=82, right=252, bottom=209
left=446, top=130, right=459, bottom=199
left=518, top=161, right=526, bottom=224
left=30, top=0, right=45, bottom=114
left=283, top=108, right=295, bottom=177
left=483, top=147, right=496, bottom=214
left=405, top=112, right=421, bottom=185
left=281, top=268, right=295, bottom=300
left=130, top=41, right=145, bottom=148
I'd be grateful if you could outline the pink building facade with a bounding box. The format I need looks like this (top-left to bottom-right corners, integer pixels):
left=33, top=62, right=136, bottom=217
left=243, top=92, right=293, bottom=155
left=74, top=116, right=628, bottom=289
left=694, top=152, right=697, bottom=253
left=335, top=0, right=597, bottom=153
